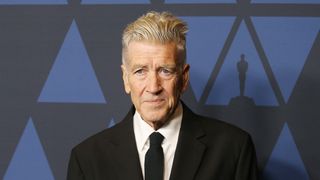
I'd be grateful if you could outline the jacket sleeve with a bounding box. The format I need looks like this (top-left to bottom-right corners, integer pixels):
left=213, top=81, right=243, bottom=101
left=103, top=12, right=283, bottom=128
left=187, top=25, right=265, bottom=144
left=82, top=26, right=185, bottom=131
left=234, top=134, right=259, bottom=180
left=67, top=148, right=85, bottom=180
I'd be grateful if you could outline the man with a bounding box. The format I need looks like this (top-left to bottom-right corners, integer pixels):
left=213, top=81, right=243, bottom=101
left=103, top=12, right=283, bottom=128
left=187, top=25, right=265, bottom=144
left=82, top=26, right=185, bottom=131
left=67, top=11, right=258, bottom=180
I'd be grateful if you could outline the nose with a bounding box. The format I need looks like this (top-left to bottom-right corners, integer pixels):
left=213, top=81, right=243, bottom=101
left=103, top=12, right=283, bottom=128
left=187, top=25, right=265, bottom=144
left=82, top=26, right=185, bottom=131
left=146, top=71, right=162, bottom=94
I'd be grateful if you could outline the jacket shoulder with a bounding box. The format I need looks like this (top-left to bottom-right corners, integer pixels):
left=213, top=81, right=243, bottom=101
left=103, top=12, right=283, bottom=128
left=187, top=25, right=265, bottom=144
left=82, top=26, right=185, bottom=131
left=183, top=105, right=252, bottom=149
left=183, top=104, right=249, bottom=139
left=72, top=117, right=130, bottom=154
left=199, top=114, right=249, bottom=138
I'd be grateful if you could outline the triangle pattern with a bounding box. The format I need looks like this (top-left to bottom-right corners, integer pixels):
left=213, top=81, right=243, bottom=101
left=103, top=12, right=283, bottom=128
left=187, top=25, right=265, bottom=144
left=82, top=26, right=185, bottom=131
left=38, top=20, right=106, bottom=103
left=252, top=0, right=320, bottom=3
left=182, top=16, right=235, bottom=101
left=206, top=21, right=278, bottom=106
left=3, top=118, right=55, bottom=180
left=0, top=0, right=66, bottom=4
left=253, top=17, right=320, bottom=103
left=166, top=0, right=235, bottom=3
left=263, top=123, right=310, bottom=180
left=81, top=0, right=149, bottom=4
left=108, top=118, right=116, bottom=128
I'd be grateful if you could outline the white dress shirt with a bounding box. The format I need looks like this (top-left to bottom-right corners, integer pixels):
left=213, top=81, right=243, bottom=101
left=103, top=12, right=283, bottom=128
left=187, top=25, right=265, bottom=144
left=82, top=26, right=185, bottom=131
left=133, top=103, right=183, bottom=180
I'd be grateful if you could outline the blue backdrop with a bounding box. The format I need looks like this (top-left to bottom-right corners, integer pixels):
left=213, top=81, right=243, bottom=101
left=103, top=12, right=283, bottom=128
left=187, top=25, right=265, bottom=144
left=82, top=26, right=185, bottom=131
left=0, top=0, right=319, bottom=179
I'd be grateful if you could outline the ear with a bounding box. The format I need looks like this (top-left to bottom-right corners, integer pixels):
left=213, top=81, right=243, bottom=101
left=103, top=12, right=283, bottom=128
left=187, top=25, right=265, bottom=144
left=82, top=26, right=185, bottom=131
left=121, top=64, right=131, bottom=94
left=181, top=64, right=190, bottom=93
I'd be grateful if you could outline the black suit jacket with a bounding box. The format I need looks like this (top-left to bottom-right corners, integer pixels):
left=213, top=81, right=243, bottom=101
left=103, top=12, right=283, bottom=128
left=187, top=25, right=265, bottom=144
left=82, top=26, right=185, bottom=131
left=67, top=104, right=258, bottom=180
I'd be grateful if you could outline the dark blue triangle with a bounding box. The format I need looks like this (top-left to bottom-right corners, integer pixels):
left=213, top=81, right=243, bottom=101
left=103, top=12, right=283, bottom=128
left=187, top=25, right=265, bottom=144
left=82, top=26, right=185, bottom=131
left=38, top=20, right=106, bottom=103
left=182, top=16, right=235, bottom=101
left=263, top=123, right=310, bottom=180
left=165, top=0, right=235, bottom=3
left=3, top=118, right=55, bottom=180
left=253, top=17, right=320, bottom=103
left=81, top=0, right=149, bottom=4
left=0, top=0, right=66, bottom=4
left=108, top=118, right=116, bottom=128
left=252, top=0, right=320, bottom=3
left=206, top=21, right=278, bottom=106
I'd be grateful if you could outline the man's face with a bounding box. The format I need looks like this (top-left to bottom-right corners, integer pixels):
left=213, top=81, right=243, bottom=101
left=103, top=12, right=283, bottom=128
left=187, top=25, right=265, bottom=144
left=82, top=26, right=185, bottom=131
left=121, top=41, right=189, bottom=129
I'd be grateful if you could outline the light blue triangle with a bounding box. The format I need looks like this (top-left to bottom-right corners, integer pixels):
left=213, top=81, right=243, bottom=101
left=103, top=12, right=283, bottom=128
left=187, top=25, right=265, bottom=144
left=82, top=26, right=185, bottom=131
left=38, top=20, right=106, bottom=103
left=252, top=0, right=320, bottom=3
left=182, top=16, right=235, bottom=101
left=81, top=0, right=149, bottom=4
left=206, top=21, right=278, bottom=106
left=253, top=17, right=320, bottom=103
left=0, top=0, right=66, bottom=4
left=263, top=123, right=310, bottom=180
left=3, top=118, right=55, bottom=180
left=108, top=118, right=116, bottom=128
left=166, top=0, right=235, bottom=3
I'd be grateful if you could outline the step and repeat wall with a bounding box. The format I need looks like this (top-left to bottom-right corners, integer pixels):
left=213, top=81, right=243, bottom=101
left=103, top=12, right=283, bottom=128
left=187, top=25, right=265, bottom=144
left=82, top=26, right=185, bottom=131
left=1, top=0, right=319, bottom=179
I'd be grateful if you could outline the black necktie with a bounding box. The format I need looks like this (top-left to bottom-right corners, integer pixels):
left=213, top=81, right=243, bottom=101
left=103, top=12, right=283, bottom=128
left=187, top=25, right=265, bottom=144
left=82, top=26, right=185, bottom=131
left=145, top=132, right=164, bottom=180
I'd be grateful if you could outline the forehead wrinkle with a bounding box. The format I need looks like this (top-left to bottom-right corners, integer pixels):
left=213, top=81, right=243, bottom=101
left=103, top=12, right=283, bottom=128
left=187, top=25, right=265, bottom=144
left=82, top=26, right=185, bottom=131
left=126, top=41, right=180, bottom=70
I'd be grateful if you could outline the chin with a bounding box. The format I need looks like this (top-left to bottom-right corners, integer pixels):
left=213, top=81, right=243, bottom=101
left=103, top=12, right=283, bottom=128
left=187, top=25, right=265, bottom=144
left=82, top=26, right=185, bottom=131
left=141, top=108, right=167, bottom=119
left=143, top=113, right=165, bottom=122
left=139, top=105, right=171, bottom=120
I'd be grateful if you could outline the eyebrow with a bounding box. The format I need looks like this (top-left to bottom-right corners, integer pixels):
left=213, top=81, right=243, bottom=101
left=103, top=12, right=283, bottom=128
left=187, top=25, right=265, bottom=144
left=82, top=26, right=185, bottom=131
left=130, top=64, right=147, bottom=71
left=161, top=64, right=177, bottom=69
left=130, top=64, right=177, bottom=70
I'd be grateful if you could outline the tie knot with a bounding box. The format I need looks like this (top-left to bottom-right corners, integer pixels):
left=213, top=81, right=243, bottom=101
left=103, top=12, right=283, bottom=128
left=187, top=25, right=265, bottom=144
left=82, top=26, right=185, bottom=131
left=149, top=132, right=164, bottom=146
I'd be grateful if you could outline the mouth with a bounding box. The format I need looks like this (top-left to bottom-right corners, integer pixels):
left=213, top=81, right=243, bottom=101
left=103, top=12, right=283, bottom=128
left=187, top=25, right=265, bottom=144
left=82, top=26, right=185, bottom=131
left=144, top=99, right=165, bottom=105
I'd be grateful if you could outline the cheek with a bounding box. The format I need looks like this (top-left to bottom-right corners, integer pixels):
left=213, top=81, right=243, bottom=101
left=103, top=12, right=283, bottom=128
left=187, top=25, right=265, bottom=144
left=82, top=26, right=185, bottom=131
left=166, top=80, right=181, bottom=102
left=129, top=79, right=145, bottom=96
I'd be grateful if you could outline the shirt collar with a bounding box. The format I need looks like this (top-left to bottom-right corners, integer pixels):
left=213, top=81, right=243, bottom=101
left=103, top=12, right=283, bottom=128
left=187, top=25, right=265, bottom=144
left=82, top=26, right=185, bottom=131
left=133, top=102, right=183, bottom=151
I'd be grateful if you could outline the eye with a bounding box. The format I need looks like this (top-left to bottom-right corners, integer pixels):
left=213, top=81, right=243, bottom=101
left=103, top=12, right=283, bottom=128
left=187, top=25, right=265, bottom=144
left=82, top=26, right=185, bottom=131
left=159, top=68, right=175, bottom=78
left=134, top=68, right=146, bottom=76
left=160, top=68, right=171, bottom=74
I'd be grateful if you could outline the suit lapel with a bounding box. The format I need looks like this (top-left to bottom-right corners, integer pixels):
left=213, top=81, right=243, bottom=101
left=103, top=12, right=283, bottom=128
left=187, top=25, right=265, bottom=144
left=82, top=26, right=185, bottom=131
left=109, top=104, right=207, bottom=180
left=110, top=107, right=143, bottom=180
left=169, top=105, right=207, bottom=180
